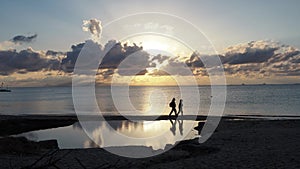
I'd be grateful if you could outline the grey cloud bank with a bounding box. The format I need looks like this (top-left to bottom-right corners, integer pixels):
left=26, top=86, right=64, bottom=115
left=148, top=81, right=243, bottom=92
left=0, top=36, right=299, bottom=84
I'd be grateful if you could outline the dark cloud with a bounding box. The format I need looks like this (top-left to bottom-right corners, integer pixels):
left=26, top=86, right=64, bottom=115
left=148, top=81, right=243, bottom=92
left=96, top=69, right=115, bottom=79
left=136, top=69, right=148, bottom=75
left=185, top=40, right=300, bottom=78
left=185, top=52, right=225, bottom=68
left=46, top=50, right=65, bottom=56
left=115, top=49, right=150, bottom=76
left=223, top=47, right=278, bottom=64
left=0, top=40, right=148, bottom=77
left=60, top=40, right=300, bottom=79
left=149, top=69, right=170, bottom=76
left=1, top=39, right=299, bottom=83
left=222, top=41, right=280, bottom=65
left=185, top=52, right=204, bottom=68
left=102, top=41, right=145, bottom=70
left=61, top=40, right=145, bottom=74
left=151, top=54, right=169, bottom=64
left=60, top=43, right=85, bottom=73
left=11, top=34, right=37, bottom=44
left=0, top=48, right=60, bottom=76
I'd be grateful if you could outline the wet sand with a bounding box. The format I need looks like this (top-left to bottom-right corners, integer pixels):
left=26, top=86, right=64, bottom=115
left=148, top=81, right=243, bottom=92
left=1, top=115, right=300, bottom=168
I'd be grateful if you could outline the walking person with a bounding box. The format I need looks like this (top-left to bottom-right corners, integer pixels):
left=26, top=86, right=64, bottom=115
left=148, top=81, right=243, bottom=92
left=168, top=98, right=177, bottom=117
left=178, top=99, right=183, bottom=116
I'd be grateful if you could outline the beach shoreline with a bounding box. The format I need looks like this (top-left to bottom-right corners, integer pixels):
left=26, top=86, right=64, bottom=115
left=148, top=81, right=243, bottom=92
left=0, top=114, right=300, bottom=168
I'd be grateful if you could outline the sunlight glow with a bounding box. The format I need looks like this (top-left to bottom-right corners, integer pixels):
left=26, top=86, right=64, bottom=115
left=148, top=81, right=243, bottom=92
left=122, top=34, right=192, bottom=58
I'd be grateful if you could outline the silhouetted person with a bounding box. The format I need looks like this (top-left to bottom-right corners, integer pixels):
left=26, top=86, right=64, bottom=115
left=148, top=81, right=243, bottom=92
left=177, top=99, right=183, bottom=116
left=168, top=98, right=177, bottom=117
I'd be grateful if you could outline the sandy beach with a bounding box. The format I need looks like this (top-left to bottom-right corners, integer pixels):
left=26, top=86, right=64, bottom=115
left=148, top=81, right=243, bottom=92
left=0, top=115, right=300, bottom=169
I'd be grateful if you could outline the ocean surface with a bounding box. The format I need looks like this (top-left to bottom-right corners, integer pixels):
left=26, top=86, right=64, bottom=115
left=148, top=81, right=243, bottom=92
left=2, top=84, right=300, bottom=149
left=1, top=84, right=299, bottom=116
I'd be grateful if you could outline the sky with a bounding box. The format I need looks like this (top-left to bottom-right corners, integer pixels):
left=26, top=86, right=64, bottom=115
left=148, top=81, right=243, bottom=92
left=0, top=0, right=300, bottom=86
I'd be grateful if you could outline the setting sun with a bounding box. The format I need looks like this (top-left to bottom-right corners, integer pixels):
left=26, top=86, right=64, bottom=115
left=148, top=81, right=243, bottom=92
left=122, top=34, right=192, bottom=58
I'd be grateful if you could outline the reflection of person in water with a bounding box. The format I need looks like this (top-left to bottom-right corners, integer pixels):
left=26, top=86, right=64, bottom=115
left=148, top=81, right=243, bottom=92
left=177, top=99, right=183, bottom=116
left=169, top=98, right=177, bottom=117
left=178, top=119, right=183, bottom=136
left=169, top=119, right=184, bottom=136
left=169, top=119, right=177, bottom=136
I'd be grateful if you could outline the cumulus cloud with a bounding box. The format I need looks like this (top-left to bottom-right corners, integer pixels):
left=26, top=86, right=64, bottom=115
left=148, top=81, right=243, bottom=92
left=187, top=40, right=300, bottom=78
left=223, top=41, right=279, bottom=64
left=1, top=38, right=299, bottom=86
left=60, top=40, right=300, bottom=79
left=185, top=52, right=225, bottom=68
left=46, top=50, right=65, bottom=56
left=218, top=41, right=300, bottom=77
left=82, top=19, right=102, bottom=40
left=0, top=41, right=16, bottom=50
left=0, top=48, right=60, bottom=76
left=11, top=34, right=37, bottom=44
left=60, top=40, right=145, bottom=75
left=60, top=43, right=85, bottom=73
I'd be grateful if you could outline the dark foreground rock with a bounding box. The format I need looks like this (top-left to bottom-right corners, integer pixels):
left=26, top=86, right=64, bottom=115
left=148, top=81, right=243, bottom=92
left=0, top=137, right=58, bottom=154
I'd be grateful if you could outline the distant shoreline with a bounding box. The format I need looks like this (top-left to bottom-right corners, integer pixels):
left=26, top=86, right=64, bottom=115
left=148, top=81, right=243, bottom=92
left=3, top=83, right=300, bottom=88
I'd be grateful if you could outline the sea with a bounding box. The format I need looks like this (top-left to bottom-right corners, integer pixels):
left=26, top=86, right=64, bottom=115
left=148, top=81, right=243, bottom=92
left=1, top=84, right=300, bottom=150
left=1, top=84, right=299, bottom=116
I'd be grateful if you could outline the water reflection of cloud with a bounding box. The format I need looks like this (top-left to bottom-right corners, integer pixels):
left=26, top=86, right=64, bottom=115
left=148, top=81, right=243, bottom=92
left=80, top=120, right=197, bottom=150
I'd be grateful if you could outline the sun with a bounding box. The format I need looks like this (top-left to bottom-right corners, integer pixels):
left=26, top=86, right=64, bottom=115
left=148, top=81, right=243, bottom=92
left=121, top=34, right=192, bottom=58
left=142, top=40, right=169, bottom=51
left=115, top=34, right=196, bottom=86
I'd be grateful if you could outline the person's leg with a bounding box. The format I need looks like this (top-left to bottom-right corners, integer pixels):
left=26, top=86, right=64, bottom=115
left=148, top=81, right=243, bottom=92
left=169, top=108, right=174, bottom=116
left=177, top=108, right=180, bottom=116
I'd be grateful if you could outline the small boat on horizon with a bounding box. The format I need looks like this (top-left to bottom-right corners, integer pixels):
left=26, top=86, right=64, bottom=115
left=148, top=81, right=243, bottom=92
left=0, top=82, right=11, bottom=92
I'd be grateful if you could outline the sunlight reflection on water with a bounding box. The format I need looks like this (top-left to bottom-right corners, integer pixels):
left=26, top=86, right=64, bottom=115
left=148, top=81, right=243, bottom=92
left=18, top=120, right=201, bottom=150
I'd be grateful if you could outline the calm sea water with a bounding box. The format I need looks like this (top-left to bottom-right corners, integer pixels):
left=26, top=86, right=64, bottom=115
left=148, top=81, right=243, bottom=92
left=1, top=85, right=299, bottom=116
left=3, top=85, right=300, bottom=149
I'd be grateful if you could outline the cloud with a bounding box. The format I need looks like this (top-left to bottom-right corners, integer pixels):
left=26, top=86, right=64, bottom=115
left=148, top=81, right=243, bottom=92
left=82, top=19, right=102, bottom=40
left=11, top=34, right=37, bottom=44
left=0, top=34, right=38, bottom=50
left=223, top=40, right=279, bottom=64
left=184, top=40, right=300, bottom=78
left=61, top=40, right=145, bottom=75
left=185, top=52, right=225, bottom=68
left=115, top=49, right=150, bottom=76
left=0, top=48, right=60, bottom=76
left=61, top=40, right=300, bottom=79
left=0, top=41, right=15, bottom=50
left=46, top=50, right=65, bottom=56
left=60, top=43, right=85, bottom=73
left=1, top=38, right=299, bottom=86
left=223, top=41, right=300, bottom=77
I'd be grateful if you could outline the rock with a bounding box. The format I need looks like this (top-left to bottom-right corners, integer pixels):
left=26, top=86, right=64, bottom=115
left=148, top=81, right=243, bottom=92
left=0, top=137, right=58, bottom=154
